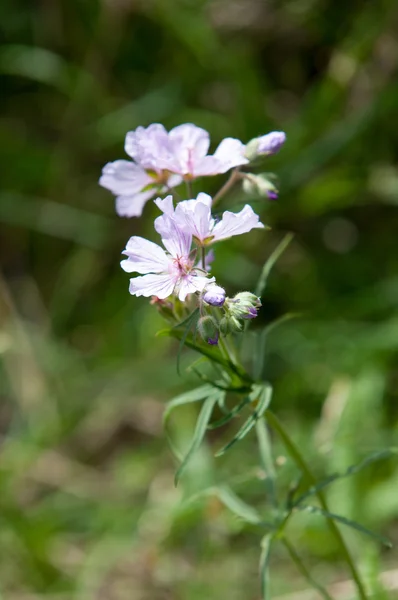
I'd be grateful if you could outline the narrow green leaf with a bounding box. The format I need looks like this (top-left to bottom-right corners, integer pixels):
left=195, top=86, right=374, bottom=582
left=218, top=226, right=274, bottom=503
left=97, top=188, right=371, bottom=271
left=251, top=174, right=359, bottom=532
left=183, top=485, right=272, bottom=527
left=299, top=505, right=392, bottom=547
left=216, top=485, right=265, bottom=525
left=255, top=233, right=294, bottom=299
left=174, top=392, right=220, bottom=485
left=207, top=396, right=249, bottom=430
left=215, top=384, right=272, bottom=457
left=259, top=533, right=273, bottom=600
left=294, top=448, right=398, bottom=506
left=255, top=417, right=276, bottom=505
left=163, top=384, right=214, bottom=429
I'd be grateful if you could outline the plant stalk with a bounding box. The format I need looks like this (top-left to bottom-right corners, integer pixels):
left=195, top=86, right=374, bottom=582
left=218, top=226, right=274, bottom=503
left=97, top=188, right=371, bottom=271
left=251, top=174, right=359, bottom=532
left=265, top=410, right=368, bottom=600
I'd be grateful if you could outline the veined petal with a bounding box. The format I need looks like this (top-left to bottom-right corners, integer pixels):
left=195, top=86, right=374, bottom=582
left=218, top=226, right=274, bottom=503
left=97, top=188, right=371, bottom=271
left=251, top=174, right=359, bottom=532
left=156, top=216, right=192, bottom=258
left=174, top=194, right=213, bottom=243
left=177, top=274, right=215, bottom=301
left=212, top=204, right=264, bottom=242
left=125, top=124, right=177, bottom=172
left=212, top=137, right=249, bottom=173
left=99, top=160, right=151, bottom=195
left=154, top=194, right=175, bottom=215
left=129, top=273, right=175, bottom=298
left=169, top=124, right=210, bottom=171
left=121, top=236, right=170, bottom=274
left=116, top=189, right=156, bottom=218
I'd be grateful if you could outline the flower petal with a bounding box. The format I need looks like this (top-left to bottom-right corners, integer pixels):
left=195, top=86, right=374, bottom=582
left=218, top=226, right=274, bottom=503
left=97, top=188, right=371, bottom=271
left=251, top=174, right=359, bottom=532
left=156, top=216, right=192, bottom=258
left=212, top=137, right=249, bottom=173
left=154, top=194, right=175, bottom=216
left=212, top=204, right=264, bottom=242
left=125, top=124, right=177, bottom=172
left=129, top=273, right=175, bottom=298
left=99, top=160, right=151, bottom=195
left=177, top=274, right=215, bottom=301
left=116, top=189, right=156, bottom=217
left=121, top=236, right=170, bottom=274
left=169, top=124, right=210, bottom=174
left=174, top=193, right=213, bottom=243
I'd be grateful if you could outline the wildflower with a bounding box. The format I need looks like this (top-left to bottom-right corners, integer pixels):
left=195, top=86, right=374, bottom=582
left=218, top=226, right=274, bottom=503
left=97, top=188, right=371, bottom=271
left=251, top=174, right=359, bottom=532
left=155, top=194, right=264, bottom=247
left=203, top=284, right=226, bottom=307
left=120, top=229, right=214, bottom=300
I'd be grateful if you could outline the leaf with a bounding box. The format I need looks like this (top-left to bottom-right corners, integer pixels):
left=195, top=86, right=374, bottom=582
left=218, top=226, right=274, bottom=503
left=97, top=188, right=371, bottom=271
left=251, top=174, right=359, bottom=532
left=255, top=233, right=294, bottom=299
left=207, top=396, right=250, bottom=430
left=298, top=505, right=392, bottom=548
left=293, top=448, right=398, bottom=506
left=259, top=533, right=273, bottom=600
left=183, top=485, right=271, bottom=526
left=174, top=391, right=220, bottom=485
left=215, top=384, right=272, bottom=457
left=163, top=384, right=215, bottom=430
left=255, top=417, right=276, bottom=505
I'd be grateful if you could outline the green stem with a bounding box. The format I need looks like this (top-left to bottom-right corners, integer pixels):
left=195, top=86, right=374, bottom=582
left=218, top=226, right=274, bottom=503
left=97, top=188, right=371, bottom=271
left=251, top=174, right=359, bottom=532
left=185, top=179, right=193, bottom=198
left=212, top=168, right=242, bottom=207
left=201, top=246, right=206, bottom=270
left=265, top=410, right=368, bottom=600
left=282, top=538, right=334, bottom=600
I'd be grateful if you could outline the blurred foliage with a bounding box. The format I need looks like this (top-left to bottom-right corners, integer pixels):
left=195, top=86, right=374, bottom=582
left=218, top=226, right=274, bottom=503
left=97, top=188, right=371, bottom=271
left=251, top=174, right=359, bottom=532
left=1, top=0, right=398, bottom=598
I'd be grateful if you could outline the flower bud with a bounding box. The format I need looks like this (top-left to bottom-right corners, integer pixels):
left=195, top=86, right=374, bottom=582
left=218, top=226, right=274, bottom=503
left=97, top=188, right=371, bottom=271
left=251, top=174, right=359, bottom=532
left=220, top=315, right=242, bottom=335
left=242, top=173, right=279, bottom=201
left=244, top=131, right=286, bottom=161
left=257, top=131, right=286, bottom=155
left=197, top=316, right=219, bottom=345
left=227, top=292, right=261, bottom=320
left=203, top=284, right=226, bottom=307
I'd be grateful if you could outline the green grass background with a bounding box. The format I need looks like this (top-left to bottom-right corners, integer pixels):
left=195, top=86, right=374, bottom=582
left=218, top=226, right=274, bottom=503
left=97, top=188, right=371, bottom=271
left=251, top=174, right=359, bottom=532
left=1, top=0, right=398, bottom=598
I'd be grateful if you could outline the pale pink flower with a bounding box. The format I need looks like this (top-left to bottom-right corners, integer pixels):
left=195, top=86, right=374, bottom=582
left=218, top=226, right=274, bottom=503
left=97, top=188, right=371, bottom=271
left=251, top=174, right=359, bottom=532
left=155, top=194, right=264, bottom=246
left=120, top=227, right=214, bottom=301
left=99, top=124, right=183, bottom=217
left=100, top=123, right=251, bottom=217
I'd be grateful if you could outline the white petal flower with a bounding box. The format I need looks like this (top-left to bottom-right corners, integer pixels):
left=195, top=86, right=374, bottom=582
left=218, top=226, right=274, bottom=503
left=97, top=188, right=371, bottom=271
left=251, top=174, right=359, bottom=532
left=121, top=230, right=214, bottom=300
left=154, top=194, right=264, bottom=246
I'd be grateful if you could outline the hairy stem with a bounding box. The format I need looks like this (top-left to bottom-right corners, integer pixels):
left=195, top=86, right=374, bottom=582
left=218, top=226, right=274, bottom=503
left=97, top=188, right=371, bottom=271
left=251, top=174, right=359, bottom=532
left=265, top=410, right=367, bottom=600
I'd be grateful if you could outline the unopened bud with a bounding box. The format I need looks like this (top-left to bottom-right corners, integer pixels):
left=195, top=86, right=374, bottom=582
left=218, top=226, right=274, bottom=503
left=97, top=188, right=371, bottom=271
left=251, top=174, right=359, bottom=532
left=220, top=316, right=242, bottom=335
left=244, top=131, right=286, bottom=161
left=243, top=173, right=279, bottom=201
left=257, top=131, right=286, bottom=155
left=227, top=292, right=261, bottom=320
left=203, top=284, right=226, bottom=307
left=197, top=316, right=219, bottom=345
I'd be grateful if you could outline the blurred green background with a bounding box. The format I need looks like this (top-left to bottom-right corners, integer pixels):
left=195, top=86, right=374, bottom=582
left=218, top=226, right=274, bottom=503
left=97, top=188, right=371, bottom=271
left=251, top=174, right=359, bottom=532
left=1, top=0, right=398, bottom=598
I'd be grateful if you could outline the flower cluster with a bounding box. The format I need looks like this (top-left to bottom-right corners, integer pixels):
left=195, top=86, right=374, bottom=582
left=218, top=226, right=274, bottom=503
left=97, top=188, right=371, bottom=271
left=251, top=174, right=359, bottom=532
left=100, top=122, right=286, bottom=344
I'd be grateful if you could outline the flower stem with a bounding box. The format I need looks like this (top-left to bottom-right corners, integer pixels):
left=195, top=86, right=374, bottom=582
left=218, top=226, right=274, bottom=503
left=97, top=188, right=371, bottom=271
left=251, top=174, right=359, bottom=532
left=265, top=410, right=367, bottom=600
left=201, top=246, right=206, bottom=270
left=212, top=168, right=242, bottom=207
left=282, top=537, right=334, bottom=600
left=185, top=179, right=193, bottom=198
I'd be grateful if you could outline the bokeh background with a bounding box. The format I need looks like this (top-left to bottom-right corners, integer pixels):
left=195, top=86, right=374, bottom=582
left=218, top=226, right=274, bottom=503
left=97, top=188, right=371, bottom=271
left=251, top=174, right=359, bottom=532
left=1, top=0, right=398, bottom=598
